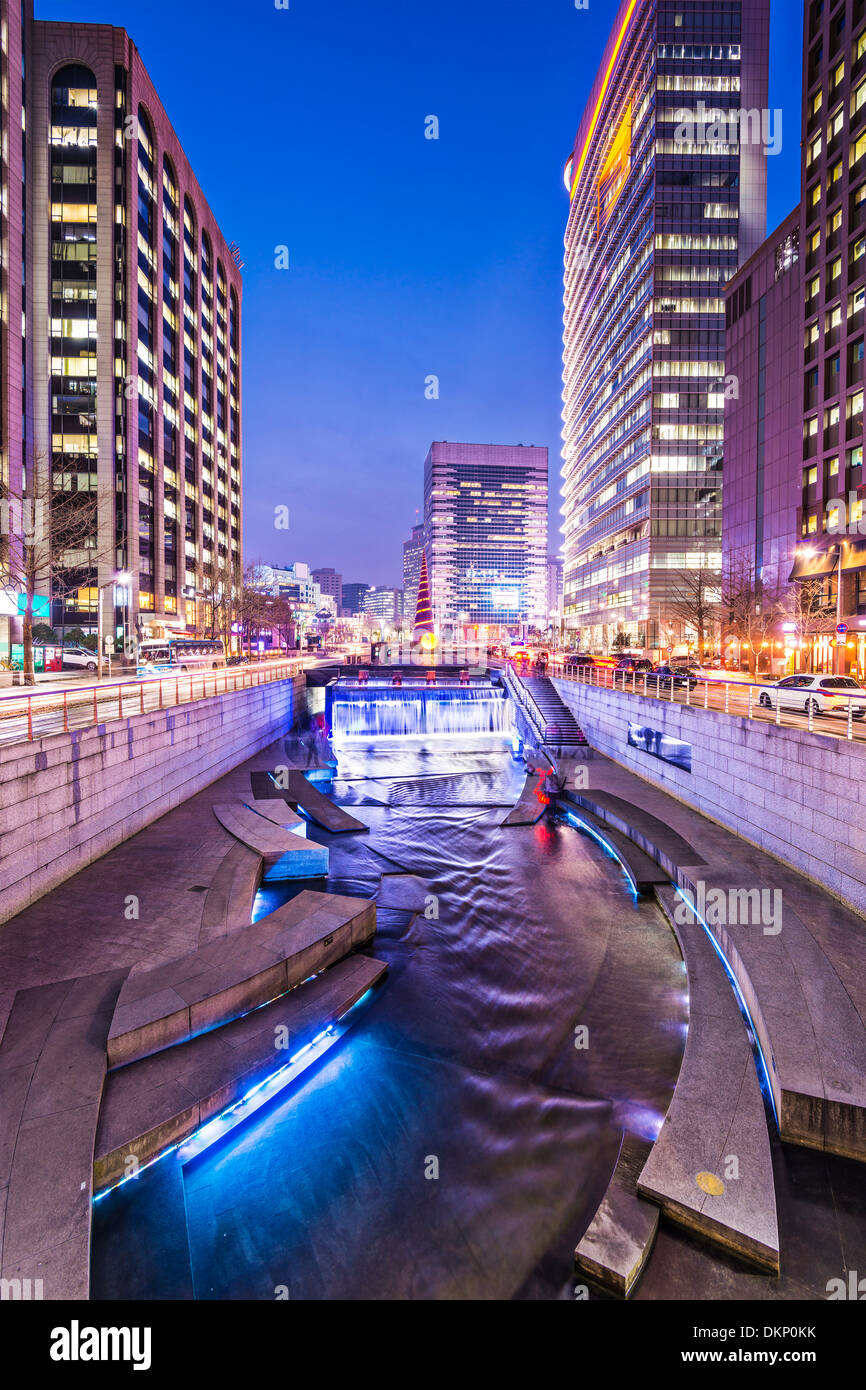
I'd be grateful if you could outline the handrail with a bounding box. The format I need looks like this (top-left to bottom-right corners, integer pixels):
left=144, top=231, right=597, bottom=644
left=0, top=658, right=305, bottom=744
left=501, top=662, right=555, bottom=743
left=547, top=661, right=866, bottom=742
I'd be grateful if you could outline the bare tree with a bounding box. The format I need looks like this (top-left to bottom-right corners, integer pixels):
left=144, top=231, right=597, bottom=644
left=198, top=547, right=241, bottom=652
left=782, top=576, right=835, bottom=672
left=665, top=567, right=722, bottom=658
left=0, top=458, right=113, bottom=686
left=721, top=549, right=785, bottom=677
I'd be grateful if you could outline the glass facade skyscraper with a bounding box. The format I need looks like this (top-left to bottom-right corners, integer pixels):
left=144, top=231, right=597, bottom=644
left=424, top=440, right=548, bottom=635
left=561, top=0, right=769, bottom=651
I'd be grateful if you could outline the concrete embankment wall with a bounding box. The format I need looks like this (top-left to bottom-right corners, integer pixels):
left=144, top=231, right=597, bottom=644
left=0, top=674, right=306, bottom=925
left=552, top=678, right=866, bottom=917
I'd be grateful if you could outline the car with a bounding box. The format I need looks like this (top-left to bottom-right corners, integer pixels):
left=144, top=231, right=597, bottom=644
left=62, top=644, right=97, bottom=671
left=757, top=674, right=866, bottom=718
left=614, top=656, right=653, bottom=673
left=646, top=663, right=698, bottom=691
left=562, top=653, right=598, bottom=671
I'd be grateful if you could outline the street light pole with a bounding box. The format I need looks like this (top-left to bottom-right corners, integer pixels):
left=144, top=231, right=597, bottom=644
left=96, top=572, right=132, bottom=681
left=835, top=542, right=846, bottom=676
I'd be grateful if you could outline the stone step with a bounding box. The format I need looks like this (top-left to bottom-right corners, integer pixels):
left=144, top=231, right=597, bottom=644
left=95, top=954, right=387, bottom=1191
left=106, top=889, right=376, bottom=1067
left=212, top=802, right=329, bottom=878
left=0, top=970, right=128, bottom=1301
left=638, top=886, right=780, bottom=1272
left=575, top=1132, right=658, bottom=1297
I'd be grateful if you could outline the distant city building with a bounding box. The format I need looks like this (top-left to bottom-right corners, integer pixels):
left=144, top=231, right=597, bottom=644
left=341, top=582, right=370, bottom=616
left=561, top=0, right=769, bottom=651
left=402, top=523, right=426, bottom=633
left=363, top=586, right=402, bottom=626
left=424, top=441, right=548, bottom=634
left=312, top=567, right=342, bottom=610
left=546, top=554, right=564, bottom=623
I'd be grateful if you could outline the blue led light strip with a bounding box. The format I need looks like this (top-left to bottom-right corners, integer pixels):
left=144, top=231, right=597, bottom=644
left=93, top=987, right=376, bottom=1202
left=565, top=810, right=639, bottom=898
left=672, top=886, right=779, bottom=1130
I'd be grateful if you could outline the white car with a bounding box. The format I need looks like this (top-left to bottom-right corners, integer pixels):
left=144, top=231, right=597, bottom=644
left=758, top=674, right=866, bottom=718
left=62, top=644, right=98, bottom=671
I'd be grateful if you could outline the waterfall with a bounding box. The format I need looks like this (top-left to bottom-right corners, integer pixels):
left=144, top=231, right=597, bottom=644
left=330, top=685, right=513, bottom=737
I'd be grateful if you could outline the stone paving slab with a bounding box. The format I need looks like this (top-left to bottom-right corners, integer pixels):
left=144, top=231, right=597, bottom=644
left=95, top=954, right=387, bottom=1189
left=575, top=1132, right=658, bottom=1297
left=245, top=795, right=305, bottom=834
left=501, top=772, right=547, bottom=826
left=559, top=796, right=670, bottom=893
left=212, top=802, right=329, bottom=877
left=637, top=885, right=780, bottom=1273
left=250, top=769, right=368, bottom=833
left=199, top=843, right=263, bottom=943
left=564, top=754, right=866, bottom=1161
left=107, top=890, right=377, bottom=1068
left=0, top=970, right=127, bottom=1300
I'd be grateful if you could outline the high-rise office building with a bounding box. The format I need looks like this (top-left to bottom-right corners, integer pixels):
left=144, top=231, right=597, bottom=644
left=0, top=2, right=31, bottom=657
left=561, top=0, right=769, bottom=652
left=724, top=0, right=866, bottom=676
left=723, top=208, right=802, bottom=590
left=312, top=567, right=342, bottom=610
left=0, top=10, right=242, bottom=660
left=341, top=581, right=370, bottom=616
left=363, top=586, right=402, bottom=627
left=546, top=554, right=564, bottom=622
left=424, top=441, right=548, bottom=635
left=402, top=522, right=425, bottom=633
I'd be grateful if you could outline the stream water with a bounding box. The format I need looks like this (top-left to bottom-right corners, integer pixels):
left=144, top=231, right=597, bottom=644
left=91, top=732, right=687, bottom=1300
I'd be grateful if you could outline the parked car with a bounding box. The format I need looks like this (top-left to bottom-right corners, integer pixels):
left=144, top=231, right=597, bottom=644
left=676, top=662, right=727, bottom=683
left=614, top=656, right=653, bottom=673
left=646, top=663, right=698, bottom=691
left=62, top=644, right=97, bottom=671
left=757, top=674, right=866, bottom=718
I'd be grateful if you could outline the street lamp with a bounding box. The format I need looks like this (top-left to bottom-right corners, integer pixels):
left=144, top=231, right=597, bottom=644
left=832, top=541, right=848, bottom=676
left=97, top=572, right=132, bottom=679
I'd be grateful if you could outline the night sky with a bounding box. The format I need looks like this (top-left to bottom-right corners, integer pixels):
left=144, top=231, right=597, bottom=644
left=38, top=0, right=803, bottom=587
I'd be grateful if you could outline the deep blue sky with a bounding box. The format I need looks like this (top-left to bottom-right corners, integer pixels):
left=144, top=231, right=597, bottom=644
left=38, top=0, right=803, bottom=587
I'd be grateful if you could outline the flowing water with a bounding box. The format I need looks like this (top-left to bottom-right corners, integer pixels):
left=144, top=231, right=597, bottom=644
left=91, top=731, right=687, bottom=1301
left=329, top=682, right=512, bottom=738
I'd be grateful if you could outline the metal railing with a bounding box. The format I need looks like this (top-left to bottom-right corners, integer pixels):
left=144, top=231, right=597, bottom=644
left=0, top=658, right=304, bottom=744
left=548, top=662, right=866, bottom=742
left=501, top=662, right=559, bottom=744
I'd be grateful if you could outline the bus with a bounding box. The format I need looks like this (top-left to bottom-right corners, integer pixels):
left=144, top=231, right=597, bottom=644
left=137, top=637, right=226, bottom=675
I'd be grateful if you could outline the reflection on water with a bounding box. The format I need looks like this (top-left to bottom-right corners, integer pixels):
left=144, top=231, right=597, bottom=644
left=92, top=735, right=687, bottom=1301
